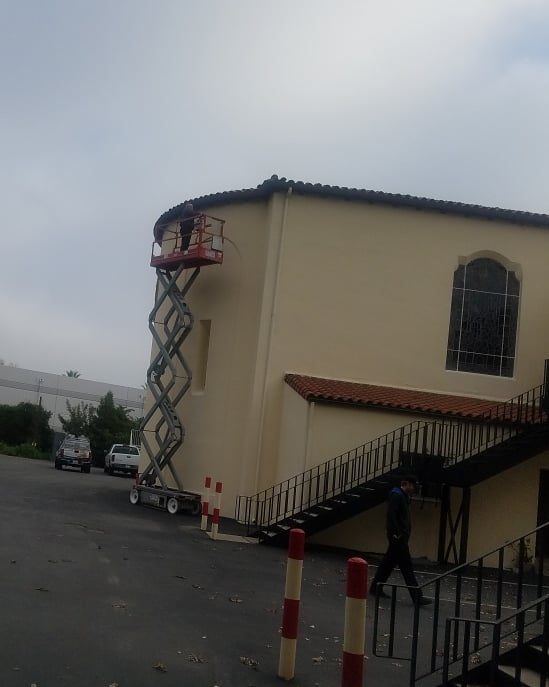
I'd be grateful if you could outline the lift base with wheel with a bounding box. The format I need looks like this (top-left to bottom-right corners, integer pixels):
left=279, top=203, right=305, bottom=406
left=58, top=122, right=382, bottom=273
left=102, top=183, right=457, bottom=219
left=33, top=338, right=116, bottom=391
left=130, top=483, right=201, bottom=515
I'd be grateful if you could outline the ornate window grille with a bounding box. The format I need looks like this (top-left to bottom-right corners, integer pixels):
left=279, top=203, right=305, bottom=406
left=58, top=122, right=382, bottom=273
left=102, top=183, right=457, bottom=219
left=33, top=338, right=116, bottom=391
left=446, top=258, right=520, bottom=377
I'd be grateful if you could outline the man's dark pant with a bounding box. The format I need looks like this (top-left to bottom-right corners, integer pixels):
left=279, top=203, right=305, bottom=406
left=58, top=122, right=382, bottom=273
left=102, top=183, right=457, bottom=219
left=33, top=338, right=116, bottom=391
left=371, top=540, right=422, bottom=601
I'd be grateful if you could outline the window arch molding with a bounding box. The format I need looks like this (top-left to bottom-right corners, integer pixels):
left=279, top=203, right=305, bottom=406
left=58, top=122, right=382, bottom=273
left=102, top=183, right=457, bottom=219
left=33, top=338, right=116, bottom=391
left=446, top=254, right=520, bottom=378
left=456, top=250, right=522, bottom=281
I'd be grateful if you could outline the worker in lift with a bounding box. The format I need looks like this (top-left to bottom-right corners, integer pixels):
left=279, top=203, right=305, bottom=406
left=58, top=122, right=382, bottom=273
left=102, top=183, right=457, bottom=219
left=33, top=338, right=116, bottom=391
left=179, top=202, right=196, bottom=252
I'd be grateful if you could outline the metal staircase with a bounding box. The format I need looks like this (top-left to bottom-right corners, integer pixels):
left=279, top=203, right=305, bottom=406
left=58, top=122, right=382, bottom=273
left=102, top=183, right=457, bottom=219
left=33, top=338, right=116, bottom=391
left=372, top=521, right=549, bottom=686
left=236, top=376, right=549, bottom=546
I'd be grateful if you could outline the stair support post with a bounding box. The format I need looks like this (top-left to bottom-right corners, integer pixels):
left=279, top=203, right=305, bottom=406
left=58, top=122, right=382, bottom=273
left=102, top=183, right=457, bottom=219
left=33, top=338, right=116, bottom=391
left=438, top=485, right=471, bottom=565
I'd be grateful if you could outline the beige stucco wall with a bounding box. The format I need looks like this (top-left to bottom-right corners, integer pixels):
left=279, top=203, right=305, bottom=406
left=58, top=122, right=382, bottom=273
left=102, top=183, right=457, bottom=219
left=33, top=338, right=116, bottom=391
left=275, top=393, right=440, bottom=558
left=276, top=390, right=429, bottom=481
left=468, top=451, right=549, bottom=565
left=145, top=188, right=549, bottom=545
left=256, top=191, right=549, bottom=499
left=275, top=384, right=310, bottom=483
left=310, top=499, right=440, bottom=560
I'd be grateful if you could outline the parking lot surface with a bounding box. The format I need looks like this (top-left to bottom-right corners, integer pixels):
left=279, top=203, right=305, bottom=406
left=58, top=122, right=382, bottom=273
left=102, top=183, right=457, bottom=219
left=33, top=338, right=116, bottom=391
left=0, top=455, right=433, bottom=687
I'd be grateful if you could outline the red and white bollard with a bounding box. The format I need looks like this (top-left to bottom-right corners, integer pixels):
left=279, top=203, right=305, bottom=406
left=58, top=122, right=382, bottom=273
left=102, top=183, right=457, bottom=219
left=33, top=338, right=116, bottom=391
left=201, top=476, right=211, bottom=531
left=210, top=481, right=223, bottom=540
left=278, top=528, right=305, bottom=681
left=342, top=557, right=368, bottom=687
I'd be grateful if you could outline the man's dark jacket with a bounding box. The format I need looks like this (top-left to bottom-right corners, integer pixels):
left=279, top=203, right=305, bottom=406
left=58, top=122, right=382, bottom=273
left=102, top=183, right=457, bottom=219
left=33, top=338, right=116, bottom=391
left=386, top=487, right=411, bottom=544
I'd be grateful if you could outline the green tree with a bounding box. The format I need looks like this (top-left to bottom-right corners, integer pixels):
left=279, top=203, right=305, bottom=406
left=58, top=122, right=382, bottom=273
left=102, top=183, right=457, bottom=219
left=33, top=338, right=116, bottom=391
left=58, top=392, right=142, bottom=465
left=64, top=370, right=81, bottom=378
left=0, top=402, right=52, bottom=451
left=58, top=400, right=93, bottom=437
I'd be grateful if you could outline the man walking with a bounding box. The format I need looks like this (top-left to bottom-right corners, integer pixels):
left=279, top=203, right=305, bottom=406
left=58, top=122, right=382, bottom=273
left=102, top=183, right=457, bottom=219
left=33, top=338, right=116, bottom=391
left=369, top=475, right=431, bottom=605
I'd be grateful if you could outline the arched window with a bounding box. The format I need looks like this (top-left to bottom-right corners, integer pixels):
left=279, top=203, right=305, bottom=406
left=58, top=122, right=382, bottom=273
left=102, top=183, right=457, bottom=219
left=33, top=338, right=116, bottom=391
left=446, top=258, right=520, bottom=377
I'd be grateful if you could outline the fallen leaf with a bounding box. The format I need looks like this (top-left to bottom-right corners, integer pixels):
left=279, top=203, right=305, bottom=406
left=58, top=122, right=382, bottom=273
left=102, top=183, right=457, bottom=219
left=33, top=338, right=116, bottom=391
left=35, top=587, right=49, bottom=592
left=229, top=596, right=243, bottom=603
left=174, top=575, right=187, bottom=580
left=109, top=683, right=119, bottom=687
left=153, top=662, right=167, bottom=672
left=187, top=654, right=206, bottom=663
left=112, top=601, right=127, bottom=609
left=312, top=656, right=325, bottom=664
left=192, top=584, right=203, bottom=590
left=471, top=654, right=481, bottom=665
left=239, top=656, right=258, bottom=669
left=47, top=559, right=58, bottom=564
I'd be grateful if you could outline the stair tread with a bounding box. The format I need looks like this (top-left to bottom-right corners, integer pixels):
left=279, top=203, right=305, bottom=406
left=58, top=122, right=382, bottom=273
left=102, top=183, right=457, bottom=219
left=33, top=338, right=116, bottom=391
left=530, top=643, right=549, bottom=655
left=499, top=664, right=541, bottom=687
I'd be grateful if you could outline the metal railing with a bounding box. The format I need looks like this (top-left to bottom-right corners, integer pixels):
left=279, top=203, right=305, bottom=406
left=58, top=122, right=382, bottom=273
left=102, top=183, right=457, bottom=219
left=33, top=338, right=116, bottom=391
left=236, top=381, right=548, bottom=533
left=481, top=382, right=548, bottom=424
left=442, top=594, right=549, bottom=686
left=373, top=521, right=549, bottom=686
left=151, top=213, right=225, bottom=260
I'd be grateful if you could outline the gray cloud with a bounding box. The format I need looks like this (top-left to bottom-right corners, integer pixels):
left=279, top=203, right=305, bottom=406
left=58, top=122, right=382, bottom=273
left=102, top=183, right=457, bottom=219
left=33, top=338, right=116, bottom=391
left=1, top=0, right=548, bottom=385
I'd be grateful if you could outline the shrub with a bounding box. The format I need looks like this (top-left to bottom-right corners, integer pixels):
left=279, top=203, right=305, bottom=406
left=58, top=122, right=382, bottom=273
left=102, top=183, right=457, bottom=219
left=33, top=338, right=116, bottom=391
left=0, top=441, right=49, bottom=460
left=0, top=402, right=53, bottom=451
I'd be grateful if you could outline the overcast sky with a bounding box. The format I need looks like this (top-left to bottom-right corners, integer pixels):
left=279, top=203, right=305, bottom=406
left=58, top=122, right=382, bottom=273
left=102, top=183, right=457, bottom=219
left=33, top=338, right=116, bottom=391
left=1, top=0, right=548, bottom=387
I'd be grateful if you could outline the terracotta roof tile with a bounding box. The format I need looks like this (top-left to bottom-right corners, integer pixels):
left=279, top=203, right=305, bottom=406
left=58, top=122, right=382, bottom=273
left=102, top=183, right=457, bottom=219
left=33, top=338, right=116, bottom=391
left=284, top=374, right=504, bottom=420
left=156, top=175, right=549, bottom=231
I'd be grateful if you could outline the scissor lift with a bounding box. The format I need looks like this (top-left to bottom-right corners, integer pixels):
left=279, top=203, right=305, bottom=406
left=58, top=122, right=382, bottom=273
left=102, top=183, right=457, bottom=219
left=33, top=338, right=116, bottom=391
left=130, top=213, right=225, bottom=514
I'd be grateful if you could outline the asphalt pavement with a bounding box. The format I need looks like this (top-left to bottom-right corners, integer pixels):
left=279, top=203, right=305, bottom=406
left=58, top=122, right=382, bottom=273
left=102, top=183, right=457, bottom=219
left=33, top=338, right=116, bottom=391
left=0, top=454, right=476, bottom=687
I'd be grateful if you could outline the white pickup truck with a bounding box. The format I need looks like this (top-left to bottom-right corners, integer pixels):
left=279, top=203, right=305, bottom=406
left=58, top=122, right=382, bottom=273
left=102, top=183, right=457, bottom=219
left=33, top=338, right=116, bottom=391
left=104, top=444, right=140, bottom=477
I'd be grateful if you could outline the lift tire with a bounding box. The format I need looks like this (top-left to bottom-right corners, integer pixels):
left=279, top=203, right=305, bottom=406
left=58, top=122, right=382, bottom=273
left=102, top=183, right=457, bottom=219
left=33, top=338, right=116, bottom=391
left=167, top=497, right=179, bottom=515
left=129, top=488, right=140, bottom=505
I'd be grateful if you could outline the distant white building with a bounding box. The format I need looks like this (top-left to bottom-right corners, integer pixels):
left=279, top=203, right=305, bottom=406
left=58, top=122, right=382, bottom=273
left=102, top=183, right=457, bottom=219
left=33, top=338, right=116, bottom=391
left=0, top=365, right=144, bottom=431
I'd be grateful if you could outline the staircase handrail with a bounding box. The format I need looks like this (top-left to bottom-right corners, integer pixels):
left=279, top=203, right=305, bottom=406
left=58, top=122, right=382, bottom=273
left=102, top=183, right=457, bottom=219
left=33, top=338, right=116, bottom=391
left=235, top=418, right=428, bottom=525
left=237, top=380, right=549, bottom=528
left=373, top=520, right=549, bottom=685
left=479, top=382, right=547, bottom=424
left=441, top=592, right=549, bottom=686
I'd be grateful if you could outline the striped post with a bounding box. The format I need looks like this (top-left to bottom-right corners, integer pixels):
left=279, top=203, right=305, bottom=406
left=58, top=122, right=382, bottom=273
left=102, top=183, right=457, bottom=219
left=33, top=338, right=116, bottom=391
left=278, top=528, right=305, bottom=680
left=201, top=476, right=211, bottom=531
left=211, top=481, right=223, bottom=540
left=342, top=557, right=368, bottom=687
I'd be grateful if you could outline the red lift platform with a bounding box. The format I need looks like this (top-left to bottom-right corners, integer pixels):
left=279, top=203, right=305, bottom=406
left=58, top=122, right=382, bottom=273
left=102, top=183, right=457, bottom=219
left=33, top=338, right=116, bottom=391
left=150, top=213, right=225, bottom=270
